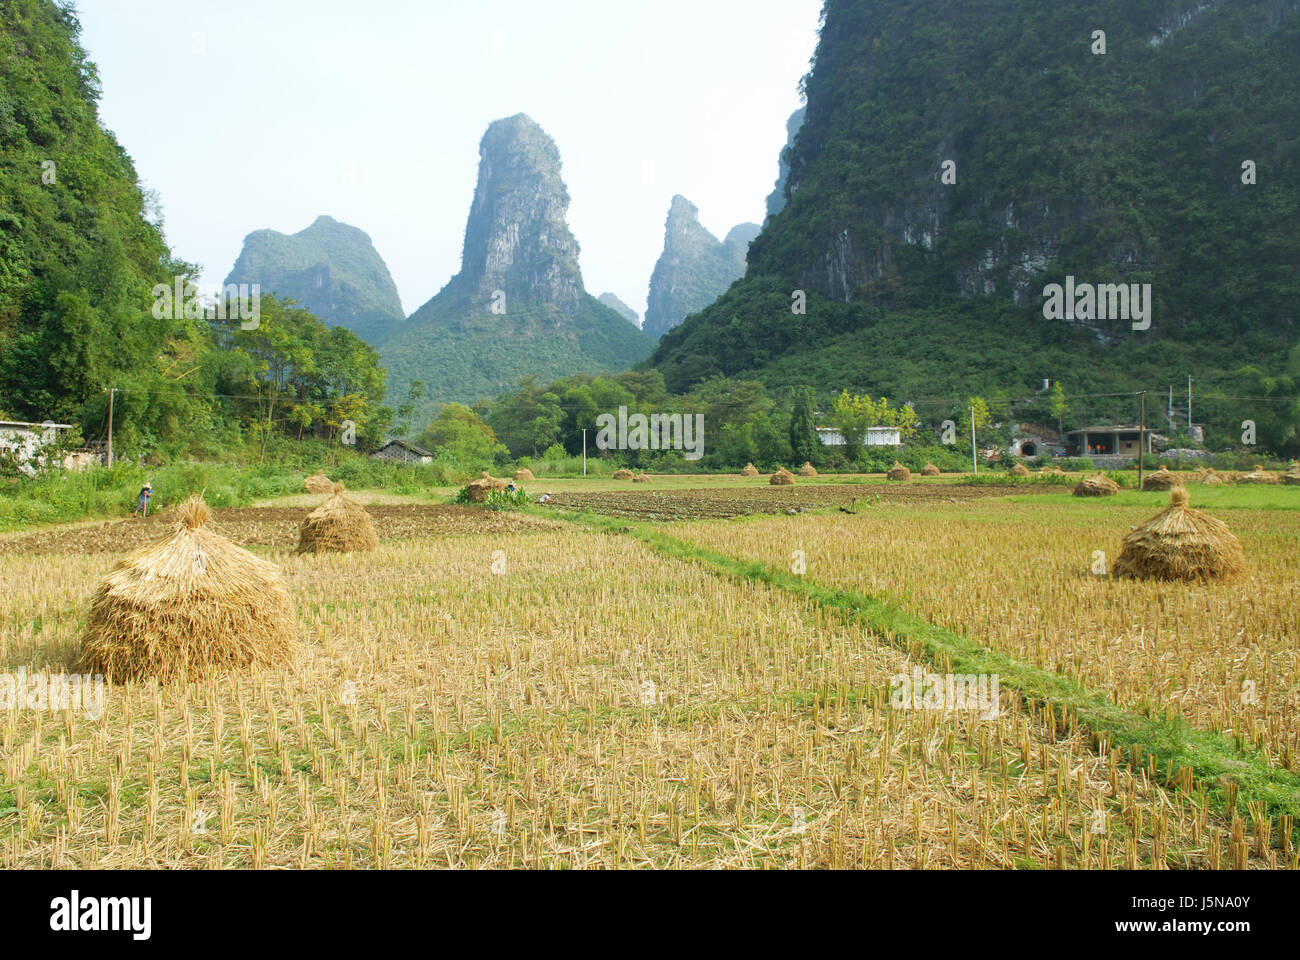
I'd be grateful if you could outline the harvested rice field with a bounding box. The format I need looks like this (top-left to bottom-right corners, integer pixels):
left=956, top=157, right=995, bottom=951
left=1, top=503, right=559, bottom=556
left=1, top=483, right=1297, bottom=869
left=670, top=491, right=1300, bottom=769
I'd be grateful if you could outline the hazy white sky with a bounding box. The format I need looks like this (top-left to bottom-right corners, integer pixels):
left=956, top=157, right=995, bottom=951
left=75, top=0, right=822, bottom=320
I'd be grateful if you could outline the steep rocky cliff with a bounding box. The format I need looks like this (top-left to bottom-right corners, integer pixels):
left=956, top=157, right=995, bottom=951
left=652, top=0, right=1300, bottom=402
left=764, top=107, right=806, bottom=222
left=381, top=114, right=650, bottom=409
left=224, top=216, right=404, bottom=345
left=642, top=196, right=760, bottom=341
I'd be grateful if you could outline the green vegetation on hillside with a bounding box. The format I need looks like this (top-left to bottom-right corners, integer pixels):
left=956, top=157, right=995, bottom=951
left=652, top=0, right=1300, bottom=440
left=382, top=287, right=652, bottom=416
left=224, top=215, right=406, bottom=346
left=0, top=2, right=393, bottom=463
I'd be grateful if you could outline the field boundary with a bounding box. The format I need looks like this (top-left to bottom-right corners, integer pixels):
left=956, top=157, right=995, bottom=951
left=554, top=509, right=1300, bottom=838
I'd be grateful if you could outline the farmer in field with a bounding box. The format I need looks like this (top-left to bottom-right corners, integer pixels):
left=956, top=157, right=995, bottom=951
left=132, top=482, right=153, bottom=518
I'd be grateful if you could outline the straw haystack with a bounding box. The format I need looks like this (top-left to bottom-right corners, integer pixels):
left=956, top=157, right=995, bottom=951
left=297, top=483, right=378, bottom=554
left=770, top=467, right=796, bottom=486
left=1142, top=466, right=1179, bottom=491
left=1198, top=467, right=1226, bottom=486
left=1073, top=474, right=1119, bottom=497
left=741, top=463, right=760, bottom=477
left=1040, top=466, right=1065, bottom=476
left=921, top=463, right=941, bottom=477
left=1239, top=464, right=1279, bottom=485
left=467, top=475, right=510, bottom=502
left=1112, top=487, right=1246, bottom=583
left=514, top=468, right=536, bottom=483
left=887, top=462, right=911, bottom=482
left=1011, top=463, right=1032, bottom=477
left=304, top=472, right=333, bottom=494
left=633, top=473, right=652, bottom=483
left=77, top=497, right=296, bottom=684
left=614, top=469, right=635, bottom=480
left=798, top=462, right=818, bottom=477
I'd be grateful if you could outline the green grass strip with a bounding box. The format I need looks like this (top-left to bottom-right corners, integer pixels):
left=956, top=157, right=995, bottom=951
left=557, top=508, right=1300, bottom=838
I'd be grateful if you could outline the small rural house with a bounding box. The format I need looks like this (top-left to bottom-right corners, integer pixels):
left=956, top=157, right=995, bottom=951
left=0, top=421, right=74, bottom=476
left=817, top=426, right=903, bottom=448
left=1065, top=425, right=1154, bottom=460
left=371, top=439, right=434, bottom=464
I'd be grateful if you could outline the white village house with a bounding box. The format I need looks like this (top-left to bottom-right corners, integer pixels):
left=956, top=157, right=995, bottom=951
left=816, top=426, right=902, bottom=448
left=0, top=421, right=74, bottom=476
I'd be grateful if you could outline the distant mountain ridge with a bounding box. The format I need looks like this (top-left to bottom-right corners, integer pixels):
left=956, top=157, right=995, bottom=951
left=379, top=114, right=651, bottom=410
left=598, top=292, right=641, bottom=327
left=225, top=216, right=404, bottom=346
left=642, top=196, right=759, bottom=341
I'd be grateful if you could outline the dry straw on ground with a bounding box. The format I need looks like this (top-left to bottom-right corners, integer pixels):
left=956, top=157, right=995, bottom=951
left=1073, top=474, right=1119, bottom=497
left=921, top=464, right=941, bottom=477
left=514, top=468, right=536, bottom=483
left=798, top=462, right=818, bottom=477
left=297, top=483, right=379, bottom=555
left=887, top=462, right=911, bottom=482
left=1142, top=466, right=1179, bottom=491
left=303, top=472, right=333, bottom=494
left=613, top=469, right=635, bottom=480
left=633, top=474, right=652, bottom=484
left=1240, top=465, right=1280, bottom=485
left=1113, top=487, right=1246, bottom=583
left=770, top=467, right=796, bottom=486
left=1284, top=462, right=1300, bottom=486
left=77, top=497, right=296, bottom=683
left=741, top=463, right=760, bottom=477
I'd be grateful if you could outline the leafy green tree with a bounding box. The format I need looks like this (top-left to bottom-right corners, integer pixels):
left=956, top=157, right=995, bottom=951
left=1049, top=382, right=1070, bottom=436
left=961, top=396, right=992, bottom=447
left=789, top=387, right=819, bottom=464
left=417, top=403, right=507, bottom=466
left=829, top=391, right=872, bottom=463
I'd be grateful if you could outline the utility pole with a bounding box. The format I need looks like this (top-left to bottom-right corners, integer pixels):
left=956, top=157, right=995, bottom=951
left=970, top=406, right=978, bottom=477
left=582, top=429, right=588, bottom=477
left=103, top=387, right=117, bottom=467
left=1187, top=376, right=1193, bottom=434
left=1138, top=391, right=1146, bottom=491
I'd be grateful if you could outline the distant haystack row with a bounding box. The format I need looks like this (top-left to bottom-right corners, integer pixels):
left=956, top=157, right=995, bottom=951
left=1239, top=464, right=1279, bottom=485
left=78, top=497, right=296, bottom=684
